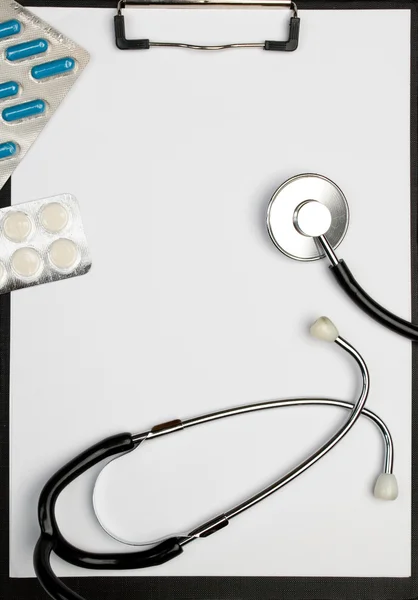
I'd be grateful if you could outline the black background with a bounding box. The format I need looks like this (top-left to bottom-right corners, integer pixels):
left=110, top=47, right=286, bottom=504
left=0, top=1, right=417, bottom=598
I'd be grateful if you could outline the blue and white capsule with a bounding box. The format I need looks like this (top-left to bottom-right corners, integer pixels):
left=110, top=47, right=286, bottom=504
left=6, top=38, right=48, bottom=62
left=0, top=142, right=18, bottom=160
left=0, top=20, right=21, bottom=40
left=32, top=57, right=76, bottom=81
left=0, top=81, right=19, bottom=100
left=2, top=99, right=46, bottom=123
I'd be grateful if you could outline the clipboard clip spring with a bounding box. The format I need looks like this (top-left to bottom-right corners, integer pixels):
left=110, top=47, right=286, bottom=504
left=114, top=0, right=300, bottom=51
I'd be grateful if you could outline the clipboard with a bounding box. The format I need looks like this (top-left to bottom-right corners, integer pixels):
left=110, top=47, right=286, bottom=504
left=0, top=0, right=417, bottom=599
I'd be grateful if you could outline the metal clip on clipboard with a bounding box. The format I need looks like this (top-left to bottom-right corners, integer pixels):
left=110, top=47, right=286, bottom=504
left=114, top=0, right=300, bottom=51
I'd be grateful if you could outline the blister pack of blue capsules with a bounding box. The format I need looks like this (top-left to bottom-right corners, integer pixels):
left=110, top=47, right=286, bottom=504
left=0, top=1, right=89, bottom=191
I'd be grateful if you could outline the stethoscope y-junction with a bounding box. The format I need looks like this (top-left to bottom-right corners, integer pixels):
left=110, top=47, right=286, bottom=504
left=34, top=317, right=397, bottom=600
left=267, top=173, right=417, bottom=341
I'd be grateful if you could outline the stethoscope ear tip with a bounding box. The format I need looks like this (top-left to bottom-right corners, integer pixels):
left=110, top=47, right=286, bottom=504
left=310, top=316, right=339, bottom=342
left=374, top=473, right=399, bottom=501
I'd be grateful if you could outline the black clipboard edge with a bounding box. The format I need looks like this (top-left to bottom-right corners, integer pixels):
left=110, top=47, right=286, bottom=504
left=0, top=1, right=417, bottom=599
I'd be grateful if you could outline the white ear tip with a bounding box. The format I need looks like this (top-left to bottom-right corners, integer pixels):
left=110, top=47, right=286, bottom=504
left=374, top=473, right=398, bottom=501
left=309, top=317, right=339, bottom=342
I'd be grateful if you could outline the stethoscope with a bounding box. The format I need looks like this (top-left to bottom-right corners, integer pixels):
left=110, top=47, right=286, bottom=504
left=266, top=173, right=417, bottom=341
left=34, top=317, right=398, bottom=600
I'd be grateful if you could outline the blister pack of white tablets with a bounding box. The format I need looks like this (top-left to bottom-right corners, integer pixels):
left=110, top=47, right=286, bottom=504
left=0, top=194, right=91, bottom=293
left=0, top=1, right=90, bottom=191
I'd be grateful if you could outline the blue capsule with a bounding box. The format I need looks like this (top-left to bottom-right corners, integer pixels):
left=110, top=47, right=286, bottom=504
left=31, top=57, right=76, bottom=80
left=0, top=142, right=17, bottom=160
left=0, top=20, right=21, bottom=39
left=0, top=81, right=19, bottom=100
left=2, top=99, right=46, bottom=123
left=6, top=38, right=48, bottom=62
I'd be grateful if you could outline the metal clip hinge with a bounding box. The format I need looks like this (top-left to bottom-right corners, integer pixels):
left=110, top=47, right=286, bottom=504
left=114, top=0, right=299, bottom=52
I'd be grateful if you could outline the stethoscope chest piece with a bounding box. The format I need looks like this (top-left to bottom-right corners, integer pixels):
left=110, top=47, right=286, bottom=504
left=267, top=173, right=349, bottom=261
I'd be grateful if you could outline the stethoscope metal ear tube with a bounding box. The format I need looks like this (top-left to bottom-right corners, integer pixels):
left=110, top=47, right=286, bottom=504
left=34, top=317, right=396, bottom=600
left=93, top=396, right=396, bottom=548
left=137, top=332, right=369, bottom=533
left=267, top=173, right=418, bottom=341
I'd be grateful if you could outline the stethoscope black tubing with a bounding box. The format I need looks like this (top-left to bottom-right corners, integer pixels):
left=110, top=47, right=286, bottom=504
left=34, top=536, right=84, bottom=600
left=330, top=260, right=418, bottom=342
left=34, top=433, right=183, bottom=600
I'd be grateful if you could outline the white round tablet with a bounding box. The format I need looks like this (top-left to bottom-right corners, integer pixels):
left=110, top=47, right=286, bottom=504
left=12, top=247, right=42, bottom=278
left=40, top=202, right=69, bottom=233
left=49, top=239, right=79, bottom=271
left=3, top=211, right=32, bottom=243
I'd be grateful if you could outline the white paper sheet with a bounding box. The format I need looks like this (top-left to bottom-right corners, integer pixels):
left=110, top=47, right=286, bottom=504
left=9, top=6, right=411, bottom=578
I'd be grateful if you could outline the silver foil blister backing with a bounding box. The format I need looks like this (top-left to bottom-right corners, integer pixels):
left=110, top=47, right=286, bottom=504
left=0, top=193, right=91, bottom=293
